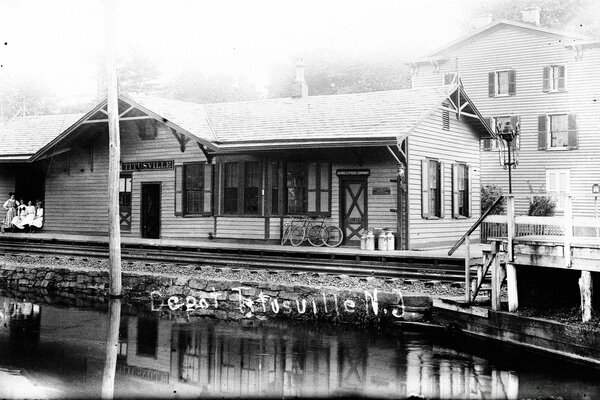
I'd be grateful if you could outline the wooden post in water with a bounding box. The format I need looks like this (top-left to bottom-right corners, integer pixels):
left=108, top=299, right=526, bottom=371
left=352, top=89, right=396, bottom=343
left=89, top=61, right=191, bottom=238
left=506, top=195, right=515, bottom=262
left=105, top=0, right=121, bottom=297
left=101, top=298, right=121, bottom=399
left=506, top=263, right=519, bottom=312
left=491, top=240, right=502, bottom=311
left=464, top=235, right=471, bottom=303
left=564, top=195, right=573, bottom=268
left=579, top=271, right=593, bottom=323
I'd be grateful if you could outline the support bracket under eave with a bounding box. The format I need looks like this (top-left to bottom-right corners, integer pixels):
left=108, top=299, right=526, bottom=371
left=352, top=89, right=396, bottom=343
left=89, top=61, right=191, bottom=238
left=197, top=142, right=214, bottom=164
left=169, top=128, right=191, bottom=153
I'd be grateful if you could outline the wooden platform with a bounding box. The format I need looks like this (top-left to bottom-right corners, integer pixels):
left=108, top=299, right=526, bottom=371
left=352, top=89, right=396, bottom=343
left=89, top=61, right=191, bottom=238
left=0, top=231, right=485, bottom=263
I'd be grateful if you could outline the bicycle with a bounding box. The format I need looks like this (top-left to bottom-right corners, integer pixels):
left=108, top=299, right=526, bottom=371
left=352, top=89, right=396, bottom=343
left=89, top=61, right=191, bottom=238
left=281, top=215, right=344, bottom=247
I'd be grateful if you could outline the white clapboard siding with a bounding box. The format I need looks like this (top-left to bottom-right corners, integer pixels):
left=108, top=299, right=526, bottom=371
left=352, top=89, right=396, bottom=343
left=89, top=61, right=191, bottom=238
left=408, top=109, right=481, bottom=248
left=412, top=25, right=600, bottom=217
left=44, top=122, right=215, bottom=238
left=215, top=217, right=265, bottom=240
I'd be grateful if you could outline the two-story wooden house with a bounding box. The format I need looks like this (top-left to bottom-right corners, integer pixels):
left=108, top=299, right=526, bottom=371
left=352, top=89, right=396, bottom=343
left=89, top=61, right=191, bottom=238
left=409, top=12, right=600, bottom=216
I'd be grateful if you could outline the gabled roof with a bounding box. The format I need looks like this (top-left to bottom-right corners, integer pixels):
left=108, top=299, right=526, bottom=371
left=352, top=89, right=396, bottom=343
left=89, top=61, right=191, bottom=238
left=202, top=85, right=459, bottom=149
left=418, top=19, right=588, bottom=61
left=0, top=114, right=83, bottom=161
left=12, top=83, right=492, bottom=161
left=124, top=94, right=217, bottom=143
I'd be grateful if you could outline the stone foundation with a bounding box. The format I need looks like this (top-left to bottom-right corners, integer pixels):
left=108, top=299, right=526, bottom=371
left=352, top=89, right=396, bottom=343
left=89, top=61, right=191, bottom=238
left=0, top=265, right=432, bottom=324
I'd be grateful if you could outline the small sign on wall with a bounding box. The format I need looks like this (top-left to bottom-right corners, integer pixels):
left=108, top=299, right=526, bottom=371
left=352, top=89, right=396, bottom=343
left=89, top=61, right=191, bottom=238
left=373, top=186, right=391, bottom=195
left=122, top=160, right=174, bottom=171
left=336, top=169, right=370, bottom=177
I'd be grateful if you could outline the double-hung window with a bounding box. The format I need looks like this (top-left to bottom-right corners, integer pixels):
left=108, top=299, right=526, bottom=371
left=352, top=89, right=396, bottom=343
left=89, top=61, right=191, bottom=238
left=546, top=169, right=570, bottom=210
left=174, top=163, right=214, bottom=216
left=538, top=114, right=577, bottom=150
left=285, top=161, right=331, bottom=216
left=543, top=65, right=566, bottom=92
left=488, top=69, right=516, bottom=97
left=421, top=159, right=443, bottom=219
left=452, top=163, right=471, bottom=218
left=442, top=72, right=456, bottom=86
left=220, top=161, right=263, bottom=215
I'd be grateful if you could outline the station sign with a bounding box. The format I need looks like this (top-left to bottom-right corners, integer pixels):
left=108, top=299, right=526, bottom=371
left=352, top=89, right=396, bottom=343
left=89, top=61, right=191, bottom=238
left=121, top=160, right=174, bottom=171
left=372, top=187, right=391, bottom=195
left=336, top=169, right=370, bottom=177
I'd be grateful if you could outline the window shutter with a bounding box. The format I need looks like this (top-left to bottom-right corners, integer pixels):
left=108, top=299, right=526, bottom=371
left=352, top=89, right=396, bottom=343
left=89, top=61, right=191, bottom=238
left=542, top=66, right=550, bottom=92
left=452, top=164, right=459, bottom=218
left=421, top=159, right=430, bottom=218
left=568, top=113, right=578, bottom=150
left=508, top=70, right=516, bottom=96
left=174, top=165, right=183, bottom=216
left=468, top=166, right=473, bottom=218
left=538, top=115, right=548, bottom=150
left=203, top=164, right=213, bottom=215
left=439, top=162, right=445, bottom=219
left=483, top=117, right=493, bottom=151
left=307, top=162, right=317, bottom=214
left=319, top=163, right=331, bottom=214
left=488, top=72, right=495, bottom=97
left=511, top=116, right=520, bottom=149
left=558, top=65, right=566, bottom=91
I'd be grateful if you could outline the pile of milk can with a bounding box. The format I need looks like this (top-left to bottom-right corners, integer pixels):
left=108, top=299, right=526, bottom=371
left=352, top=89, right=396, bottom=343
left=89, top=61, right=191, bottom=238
left=360, top=228, right=395, bottom=251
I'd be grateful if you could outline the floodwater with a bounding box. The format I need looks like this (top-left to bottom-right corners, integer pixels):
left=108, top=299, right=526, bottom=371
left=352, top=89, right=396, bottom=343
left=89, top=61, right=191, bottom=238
left=0, top=295, right=599, bottom=399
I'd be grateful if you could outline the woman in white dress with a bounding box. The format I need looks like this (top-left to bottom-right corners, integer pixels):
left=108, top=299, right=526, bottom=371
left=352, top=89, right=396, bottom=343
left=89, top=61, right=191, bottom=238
left=22, top=201, right=36, bottom=228
left=2, top=193, right=18, bottom=233
left=12, top=204, right=27, bottom=230
left=31, top=201, right=43, bottom=231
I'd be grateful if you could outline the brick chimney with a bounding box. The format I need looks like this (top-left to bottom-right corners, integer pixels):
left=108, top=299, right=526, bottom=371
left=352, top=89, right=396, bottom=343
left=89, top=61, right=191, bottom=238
left=470, top=14, right=493, bottom=30
left=521, top=7, right=541, bottom=26
left=291, top=58, right=308, bottom=99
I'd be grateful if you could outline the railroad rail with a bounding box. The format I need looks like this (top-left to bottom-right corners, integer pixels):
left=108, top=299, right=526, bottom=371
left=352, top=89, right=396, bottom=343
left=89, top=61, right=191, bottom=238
left=0, top=235, right=482, bottom=284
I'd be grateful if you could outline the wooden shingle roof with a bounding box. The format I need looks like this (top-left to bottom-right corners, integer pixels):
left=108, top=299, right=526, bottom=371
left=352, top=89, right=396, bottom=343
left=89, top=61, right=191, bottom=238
left=0, top=114, right=83, bottom=161
left=11, top=83, right=490, bottom=161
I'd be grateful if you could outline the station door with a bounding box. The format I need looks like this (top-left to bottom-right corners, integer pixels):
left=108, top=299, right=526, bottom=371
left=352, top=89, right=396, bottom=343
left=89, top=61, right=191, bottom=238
left=340, top=176, right=368, bottom=246
left=141, top=183, right=161, bottom=239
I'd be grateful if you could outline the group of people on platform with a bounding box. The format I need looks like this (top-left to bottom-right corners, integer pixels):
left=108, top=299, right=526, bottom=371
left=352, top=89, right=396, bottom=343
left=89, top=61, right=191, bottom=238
left=2, top=193, right=44, bottom=233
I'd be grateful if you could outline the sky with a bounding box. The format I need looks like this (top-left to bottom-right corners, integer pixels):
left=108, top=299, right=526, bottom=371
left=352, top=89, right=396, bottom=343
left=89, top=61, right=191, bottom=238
left=0, top=0, right=478, bottom=108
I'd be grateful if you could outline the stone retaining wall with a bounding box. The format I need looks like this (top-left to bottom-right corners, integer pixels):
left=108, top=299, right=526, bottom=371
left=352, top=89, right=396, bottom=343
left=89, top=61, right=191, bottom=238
left=0, top=265, right=432, bottom=323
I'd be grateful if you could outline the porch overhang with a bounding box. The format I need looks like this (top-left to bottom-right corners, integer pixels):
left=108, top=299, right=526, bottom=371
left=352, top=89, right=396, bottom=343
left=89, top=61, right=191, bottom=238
left=30, top=95, right=218, bottom=163
left=212, top=136, right=401, bottom=153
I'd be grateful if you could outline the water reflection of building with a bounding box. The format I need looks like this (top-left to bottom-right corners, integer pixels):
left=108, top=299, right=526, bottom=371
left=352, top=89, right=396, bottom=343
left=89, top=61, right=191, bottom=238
left=114, top=315, right=524, bottom=398
left=0, top=298, right=42, bottom=360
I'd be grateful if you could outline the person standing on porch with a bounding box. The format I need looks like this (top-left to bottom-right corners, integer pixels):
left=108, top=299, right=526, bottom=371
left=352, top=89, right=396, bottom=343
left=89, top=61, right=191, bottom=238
left=2, top=193, right=18, bottom=233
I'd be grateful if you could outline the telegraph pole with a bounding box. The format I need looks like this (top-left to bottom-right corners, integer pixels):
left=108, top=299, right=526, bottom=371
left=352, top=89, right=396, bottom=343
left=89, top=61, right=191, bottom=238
left=105, top=0, right=121, bottom=297
left=102, top=2, right=122, bottom=398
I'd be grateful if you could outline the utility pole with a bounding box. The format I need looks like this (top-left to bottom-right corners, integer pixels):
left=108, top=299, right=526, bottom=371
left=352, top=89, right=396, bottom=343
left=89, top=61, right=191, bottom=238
left=102, top=2, right=122, bottom=398
left=105, top=0, right=121, bottom=298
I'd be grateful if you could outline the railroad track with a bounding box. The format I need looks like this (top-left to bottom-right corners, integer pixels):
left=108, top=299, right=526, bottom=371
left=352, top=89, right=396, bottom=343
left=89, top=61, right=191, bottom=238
left=0, top=237, right=477, bottom=284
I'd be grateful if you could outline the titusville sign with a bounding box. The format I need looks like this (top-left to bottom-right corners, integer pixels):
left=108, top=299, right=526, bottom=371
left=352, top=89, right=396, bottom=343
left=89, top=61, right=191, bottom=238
left=121, top=160, right=174, bottom=171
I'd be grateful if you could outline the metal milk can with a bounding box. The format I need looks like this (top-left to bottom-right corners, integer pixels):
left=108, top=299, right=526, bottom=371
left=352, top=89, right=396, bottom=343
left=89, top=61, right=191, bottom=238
left=385, top=231, right=395, bottom=251
left=377, top=229, right=387, bottom=251
left=360, top=231, right=367, bottom=250
left=365, top=229, right=375, bottom=251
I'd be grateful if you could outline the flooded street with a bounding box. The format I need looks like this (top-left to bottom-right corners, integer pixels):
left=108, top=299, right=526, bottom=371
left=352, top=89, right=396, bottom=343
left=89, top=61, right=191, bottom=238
left=0, top=294, right=599, bottom=399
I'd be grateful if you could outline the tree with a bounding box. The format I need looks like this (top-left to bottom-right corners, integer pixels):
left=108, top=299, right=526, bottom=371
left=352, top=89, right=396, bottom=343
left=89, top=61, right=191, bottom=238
left=267, top=51, right=411, bottom=99
left=0, top=74, right=57, bottom=121
left=168, top=68, right=259, bottom=104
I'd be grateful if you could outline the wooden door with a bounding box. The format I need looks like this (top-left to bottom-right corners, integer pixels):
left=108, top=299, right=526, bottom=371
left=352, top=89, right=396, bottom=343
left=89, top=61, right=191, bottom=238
left=141, top=183, right=160, bottom=239
left=340, top=177, right=368, bottom=245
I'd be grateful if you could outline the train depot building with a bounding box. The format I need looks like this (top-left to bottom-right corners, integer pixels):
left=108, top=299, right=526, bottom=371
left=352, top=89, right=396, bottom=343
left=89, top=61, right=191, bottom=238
left=0, top=82, right=492, bottom=249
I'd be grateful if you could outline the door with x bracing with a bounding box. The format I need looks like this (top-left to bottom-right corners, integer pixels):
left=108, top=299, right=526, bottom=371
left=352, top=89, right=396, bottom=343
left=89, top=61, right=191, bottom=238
left=340, top=176, right=368, bottom=245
